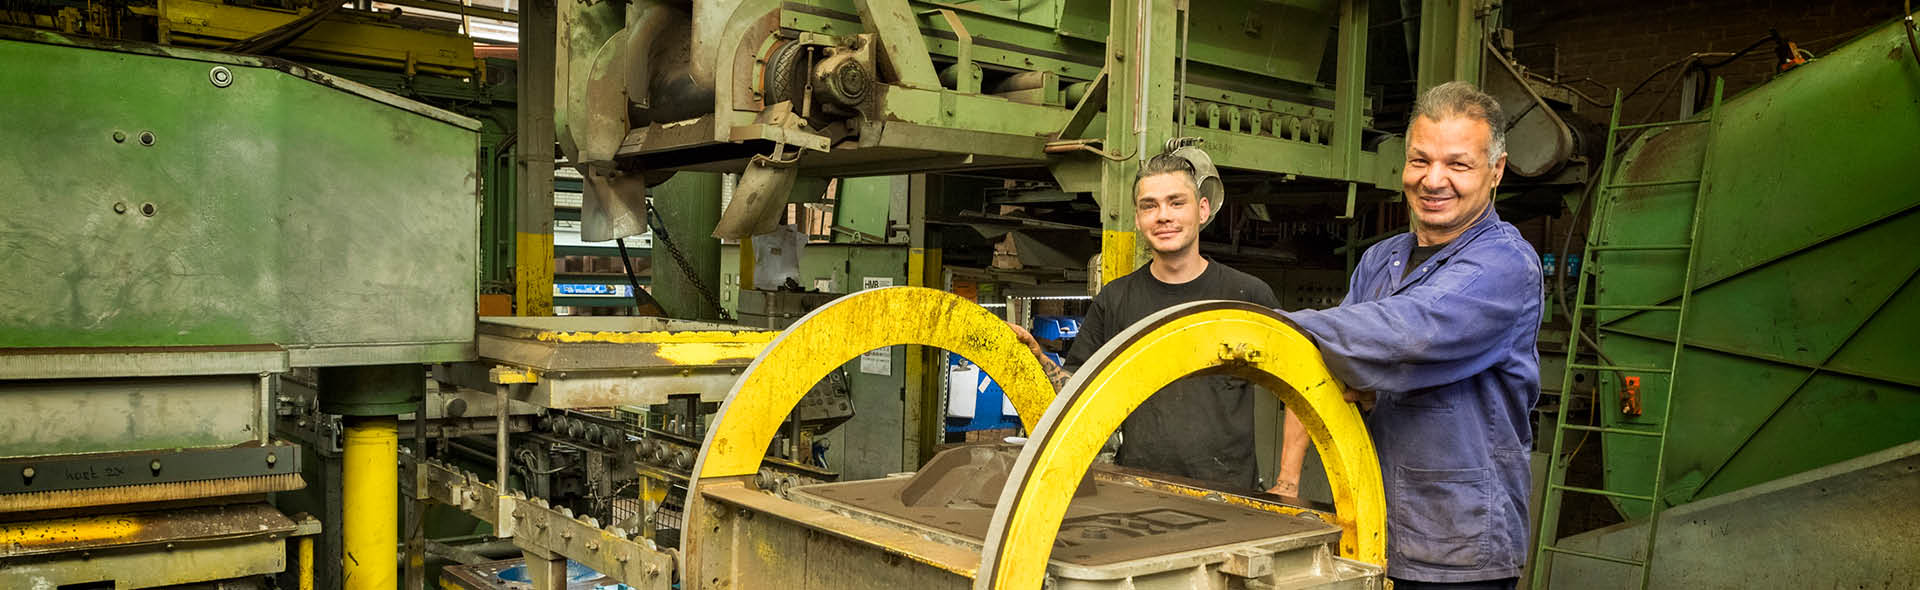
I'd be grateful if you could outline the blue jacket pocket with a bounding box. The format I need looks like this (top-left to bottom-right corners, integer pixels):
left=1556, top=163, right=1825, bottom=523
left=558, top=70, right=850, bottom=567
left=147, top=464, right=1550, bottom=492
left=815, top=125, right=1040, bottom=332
left=1392, top=464, right=1494, bottom=569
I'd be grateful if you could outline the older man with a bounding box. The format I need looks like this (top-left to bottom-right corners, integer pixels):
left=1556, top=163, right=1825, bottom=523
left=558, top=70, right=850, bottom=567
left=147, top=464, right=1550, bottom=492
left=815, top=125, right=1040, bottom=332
left=1282, top=81, right=1542, bottom=589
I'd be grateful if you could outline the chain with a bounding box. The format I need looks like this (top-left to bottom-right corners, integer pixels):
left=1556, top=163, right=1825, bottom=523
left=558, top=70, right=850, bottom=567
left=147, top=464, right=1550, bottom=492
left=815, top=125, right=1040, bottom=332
left=645, top=202, right=733, bottom=320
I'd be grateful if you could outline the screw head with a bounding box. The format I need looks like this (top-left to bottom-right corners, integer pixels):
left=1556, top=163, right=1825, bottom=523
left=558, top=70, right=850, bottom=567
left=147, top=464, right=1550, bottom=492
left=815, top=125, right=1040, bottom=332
left=266, top=452, right=278, bottom=466
left=209, top=66, right=233, bottom=88
left=21, top=467, right=34, bottom=479
left=150, top=459, right=162, bottom=473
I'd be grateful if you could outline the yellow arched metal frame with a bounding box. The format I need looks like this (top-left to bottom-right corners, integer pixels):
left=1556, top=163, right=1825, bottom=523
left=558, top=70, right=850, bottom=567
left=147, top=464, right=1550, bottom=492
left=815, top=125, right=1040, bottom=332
left=975, top=301, right=1387, bottom=590
left=684, top=286, right=1055, bottom=549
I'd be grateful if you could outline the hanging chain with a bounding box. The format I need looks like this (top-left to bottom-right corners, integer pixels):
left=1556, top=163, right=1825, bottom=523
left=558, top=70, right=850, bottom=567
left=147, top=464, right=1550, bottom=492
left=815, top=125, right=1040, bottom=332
left=645, top=201, right=733, bottom=321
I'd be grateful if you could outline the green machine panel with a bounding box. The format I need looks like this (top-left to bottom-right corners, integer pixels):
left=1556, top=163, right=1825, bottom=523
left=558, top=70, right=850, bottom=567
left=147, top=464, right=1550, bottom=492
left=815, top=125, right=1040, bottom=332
left=0, top=28, right=481, bottom=367
left=1588, top=17, right=1920, bottom=517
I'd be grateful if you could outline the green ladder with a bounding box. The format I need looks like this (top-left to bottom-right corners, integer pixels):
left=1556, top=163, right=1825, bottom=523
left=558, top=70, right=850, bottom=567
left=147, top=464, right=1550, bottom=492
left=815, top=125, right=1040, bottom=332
left=1530, top=78, right=1725, bottom=589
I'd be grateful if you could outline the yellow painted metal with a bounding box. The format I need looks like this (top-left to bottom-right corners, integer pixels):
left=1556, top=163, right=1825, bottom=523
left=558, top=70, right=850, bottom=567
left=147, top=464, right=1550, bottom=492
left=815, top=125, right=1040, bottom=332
left=1098, top=229, right=1137, bottom=285
left=692, top=286, right=1053, bottom=481
left=975, top=302, right=1387, bottom=590
left=148, top=0, right=479, bottom=77
left=515, top=231, right=555, bottom=316
left=488, top=366, right=540, bottom=384
left=0, top=513, right=142, bottom=550
left=907, top=246, right=945, bottom=465
left=342, top=416, right=399, bottom=590
left=299, top=536, right=315, bottom=590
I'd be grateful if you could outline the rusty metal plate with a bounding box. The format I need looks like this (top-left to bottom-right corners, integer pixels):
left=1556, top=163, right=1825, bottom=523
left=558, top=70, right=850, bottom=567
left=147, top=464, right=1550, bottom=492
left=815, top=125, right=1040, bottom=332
left=476, top=317, right=775, bottom=371
left=793, top=446, right=1337, bottom=568
left=0, top=502, right=294, bottom=558
left=440, top=317, right=779, bottom=408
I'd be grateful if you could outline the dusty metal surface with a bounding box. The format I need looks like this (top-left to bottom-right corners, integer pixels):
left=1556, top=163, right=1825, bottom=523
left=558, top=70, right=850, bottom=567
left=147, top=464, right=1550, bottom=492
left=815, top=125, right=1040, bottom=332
left=0, top=345, right=288, bottom=380
left=0, top=473, right=304, bottom=513
left=0, top=29, right=478, bottom=364
left=0, top=532, right=287, bottom=588
left=439, top=317, right=779, bottom=408
left=416, top=459, right=675, bottom=589
left=1545, top=441, right=1920, bottom=589
left=0, top=375, right=262, bottom=458
left=796, top=446, right=1336, bottom=569
left=0, top=502, right=293, bottom=558
left=0, top=442, right=300, bottom=496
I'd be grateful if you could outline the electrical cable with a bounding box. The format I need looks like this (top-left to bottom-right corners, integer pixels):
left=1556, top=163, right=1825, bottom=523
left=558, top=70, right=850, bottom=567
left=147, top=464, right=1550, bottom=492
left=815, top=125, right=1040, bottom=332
left=615, top=237, right=667, bottom=315
left=223, top=1, right=344, bottom=54
left=1906, top=0, right=1920, bottom=69
left=1694, top=34, right=1774, bottom=69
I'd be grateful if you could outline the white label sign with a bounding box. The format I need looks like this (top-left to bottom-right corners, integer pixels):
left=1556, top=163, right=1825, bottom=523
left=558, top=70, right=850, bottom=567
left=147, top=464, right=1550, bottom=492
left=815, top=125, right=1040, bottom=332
left=859, top=276, right=896, bottom=375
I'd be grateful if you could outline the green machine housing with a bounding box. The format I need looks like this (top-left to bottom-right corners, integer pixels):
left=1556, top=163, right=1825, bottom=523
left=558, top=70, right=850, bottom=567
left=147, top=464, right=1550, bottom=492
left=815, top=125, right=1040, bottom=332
left=0, top=26, right=479, bottom=588
left=1579, top=17, right=1920, bottom=519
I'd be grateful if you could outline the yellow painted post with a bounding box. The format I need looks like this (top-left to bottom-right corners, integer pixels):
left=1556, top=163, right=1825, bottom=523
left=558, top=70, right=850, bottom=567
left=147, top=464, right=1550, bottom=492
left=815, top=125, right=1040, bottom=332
left=1095, top=0, right=1176, bottom=285
left=514, top=0, right=556, bottom=316
left=298, top=536, right=315, bottom=590
left=342, top=416, right=399, bottom=590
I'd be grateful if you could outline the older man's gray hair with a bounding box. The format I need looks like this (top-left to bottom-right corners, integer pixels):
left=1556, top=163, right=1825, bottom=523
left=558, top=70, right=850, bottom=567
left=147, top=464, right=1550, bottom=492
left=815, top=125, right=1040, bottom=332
left=1411, top=81, right=1507, bottom=162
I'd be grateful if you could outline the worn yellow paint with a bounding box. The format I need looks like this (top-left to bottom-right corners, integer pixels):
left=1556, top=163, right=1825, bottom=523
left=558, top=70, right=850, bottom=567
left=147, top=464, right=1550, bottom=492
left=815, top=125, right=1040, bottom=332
left=298, top=536, right=315, bottom=590
left=693, top=287, right=1053, bottom=481
left=149, top=0, right=478, bottom=76
left=0, top=514, right=141, bottom=548
left=977, top=303, right=1387, bottom=590
left=343, top=417, right=399, bottom=590
left=1099, top=229, right=1137, bottom=285
left=532, top=329, right=778, bottom=345
left=488, top=366, right=539, bottom=384
left=515, top=232, right=554, bottom=317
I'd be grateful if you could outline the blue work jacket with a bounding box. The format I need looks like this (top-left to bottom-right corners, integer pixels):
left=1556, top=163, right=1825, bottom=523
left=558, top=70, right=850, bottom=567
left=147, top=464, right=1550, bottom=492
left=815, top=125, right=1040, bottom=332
left=1285, top=209, right=1541, bottom=582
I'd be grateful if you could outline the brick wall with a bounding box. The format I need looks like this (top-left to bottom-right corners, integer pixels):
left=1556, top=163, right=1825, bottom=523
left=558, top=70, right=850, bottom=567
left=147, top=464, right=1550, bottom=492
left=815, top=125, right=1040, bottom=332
left=1509, top=0, right=1904, bottom=124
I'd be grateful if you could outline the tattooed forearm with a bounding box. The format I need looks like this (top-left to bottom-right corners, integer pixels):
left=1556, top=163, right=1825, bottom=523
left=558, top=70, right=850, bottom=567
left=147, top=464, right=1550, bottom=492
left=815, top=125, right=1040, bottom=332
left=1045, top=363, right=1072, bottom=391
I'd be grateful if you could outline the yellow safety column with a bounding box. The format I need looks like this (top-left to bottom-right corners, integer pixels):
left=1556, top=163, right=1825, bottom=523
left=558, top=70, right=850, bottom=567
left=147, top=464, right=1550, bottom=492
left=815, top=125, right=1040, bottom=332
left=514, top=0, right=557, bottom=316
left=342, top=416, right=399, bottom=590
left=318, top=364, right=423, bottom=590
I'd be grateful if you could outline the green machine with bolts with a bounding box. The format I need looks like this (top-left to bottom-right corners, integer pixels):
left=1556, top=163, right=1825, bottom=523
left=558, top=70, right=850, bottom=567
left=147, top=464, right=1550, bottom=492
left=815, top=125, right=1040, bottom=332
left=0, top=25, right=479, bottom=589
left=547, top=0, right=1548, bottom=249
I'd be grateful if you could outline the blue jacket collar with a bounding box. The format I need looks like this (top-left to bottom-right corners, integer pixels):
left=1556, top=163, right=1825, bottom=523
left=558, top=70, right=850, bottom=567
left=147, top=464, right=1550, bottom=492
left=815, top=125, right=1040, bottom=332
left=1380, top=205, right=1505, bottom=294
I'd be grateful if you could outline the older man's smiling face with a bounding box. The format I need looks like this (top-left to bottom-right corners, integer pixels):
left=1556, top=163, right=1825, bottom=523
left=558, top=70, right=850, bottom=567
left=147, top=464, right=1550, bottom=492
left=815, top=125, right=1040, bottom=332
left=1403, top=115, right=1506, bottom=245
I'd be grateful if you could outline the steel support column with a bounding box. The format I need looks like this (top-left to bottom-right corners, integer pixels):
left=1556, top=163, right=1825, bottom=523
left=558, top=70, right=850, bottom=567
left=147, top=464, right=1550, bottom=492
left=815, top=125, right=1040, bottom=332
left=1096, top=0, right=1177, bottom=285
left=1416, top=0, right=1491, bottom=91
left=515, top=0, right=557, bottom=316
left=907, top=174, right=944, bottom=466
left=649, top=172, right=724, bottom=320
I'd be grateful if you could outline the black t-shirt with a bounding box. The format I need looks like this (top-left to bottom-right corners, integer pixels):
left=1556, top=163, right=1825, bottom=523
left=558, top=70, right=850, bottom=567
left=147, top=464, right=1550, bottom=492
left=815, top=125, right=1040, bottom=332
left=1063, top=259, right=1281, bottom=491
left=1405, top=243, right=1446, bottom=278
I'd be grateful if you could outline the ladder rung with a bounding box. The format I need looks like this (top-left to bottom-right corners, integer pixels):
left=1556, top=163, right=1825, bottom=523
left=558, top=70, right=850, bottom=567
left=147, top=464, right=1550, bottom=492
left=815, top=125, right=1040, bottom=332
left=1542, top=545, right=1648, bottom=567
left=1569, top=363, right=1673, bottom=374
left=1551, top=483, right=1655, bottom=502
left=1591, top=244, right=1691, bottom=252
left=1582, top=304, right=1681, bottom=312
left=1562, top=424, right=1664, bottom=438
left=1615, top=118, right=1710, bottom=131
left=1607, top=179, right=1703, bottom=189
